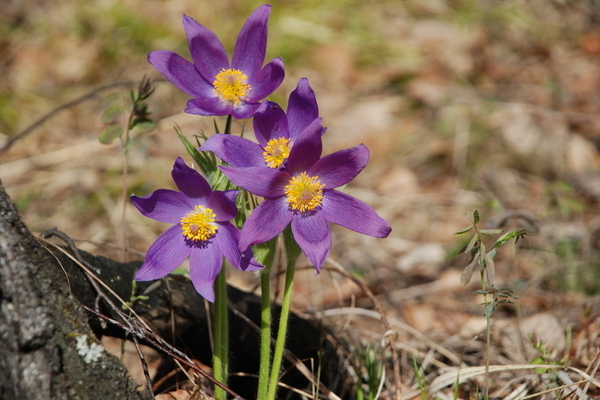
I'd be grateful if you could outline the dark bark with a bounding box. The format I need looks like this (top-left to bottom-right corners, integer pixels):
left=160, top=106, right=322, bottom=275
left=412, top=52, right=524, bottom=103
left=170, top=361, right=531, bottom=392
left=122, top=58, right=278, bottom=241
left=0, top=181, right=351, bottom=400
left=0, top=182, right=153, bottom=400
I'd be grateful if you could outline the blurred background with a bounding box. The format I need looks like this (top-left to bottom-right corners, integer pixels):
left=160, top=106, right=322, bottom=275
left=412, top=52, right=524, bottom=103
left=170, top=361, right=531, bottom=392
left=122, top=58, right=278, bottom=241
left=2, top=0, right=600, bottom=397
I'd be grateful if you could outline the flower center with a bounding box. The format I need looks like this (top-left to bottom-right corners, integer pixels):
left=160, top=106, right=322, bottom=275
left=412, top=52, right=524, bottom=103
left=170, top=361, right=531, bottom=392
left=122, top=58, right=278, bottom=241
left=180, top=205, right=218, bottom=241
left=263, top=137, right=292, bottom=169
left=284, top=172, right=325, bottom=212
left=213, top=68, right=250, bottom=104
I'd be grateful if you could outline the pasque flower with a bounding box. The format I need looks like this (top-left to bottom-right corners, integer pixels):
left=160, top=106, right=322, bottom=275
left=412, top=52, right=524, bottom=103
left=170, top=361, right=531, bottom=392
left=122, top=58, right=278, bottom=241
left=200, top=77, right=320, bottom=169
left=220, top=120, right=392, bottom=271
left=148, top=5, right=284, bottom=119
left=131, top=157, right=262, bottom=302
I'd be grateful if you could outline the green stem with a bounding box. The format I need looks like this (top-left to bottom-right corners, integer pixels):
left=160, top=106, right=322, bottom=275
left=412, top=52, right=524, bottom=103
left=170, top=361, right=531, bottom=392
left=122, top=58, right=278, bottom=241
left=213, top=266, right=228, bottom=400
left=266, top=258, right=296, bottom=400
left=213, top=113, right=232, bottom=400
left=256, top=269, right=272, bottom=400
left=481, top=268, right=490, bottom=400
left=224, top=114, right=232, bottom=135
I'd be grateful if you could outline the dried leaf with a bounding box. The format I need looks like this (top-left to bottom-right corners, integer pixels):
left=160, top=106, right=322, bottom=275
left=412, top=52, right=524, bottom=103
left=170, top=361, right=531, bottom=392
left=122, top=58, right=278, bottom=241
left=484, top=250, right=496, bottom=283
left=461, top=254, right=479, bottom=286
left=463, top=233, right=478, bottom=255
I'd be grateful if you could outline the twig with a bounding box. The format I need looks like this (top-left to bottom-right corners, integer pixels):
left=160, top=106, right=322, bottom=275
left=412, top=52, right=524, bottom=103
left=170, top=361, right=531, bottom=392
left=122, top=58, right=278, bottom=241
left=1, top=81, right=134, bottom=154
left=323, top=259, right=404, bottom=400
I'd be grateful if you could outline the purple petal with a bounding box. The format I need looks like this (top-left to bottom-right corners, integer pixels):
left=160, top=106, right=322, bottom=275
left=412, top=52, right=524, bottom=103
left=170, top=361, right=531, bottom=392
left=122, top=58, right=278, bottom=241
left=131, top=189, right=194, bottom=223
left=208, top=190, right=239, bottom=221
left=216, top=222, right=264, bottom=271
left=287, top=78, right=319, bottom=139
left=309, top=144, right=369, bottom=189
left=286, top=117, right=323, bottom=175
left=185, top=96, right=232, bottom=116
left=231, top=5, right=271, bottom=76
left=231, top=100, right=262, bottom=120
left=148, top=51, right=213, bottom=98
left=201, top=134, right=265, bottom=168
left=291, top=215, right=331, bottom=272
left=183, top=14, right=229, bottom=82
left=246, top=58, right=285, bottom=101
left=253, top=101, right=289, bottom=147
left=320, top=190, right=391, bottom=238
left=239, top=198, right=292, bottom=251
left=220, top=166, right=289, bottom=198
left=188, top=242, right=222, bottom=302
left=172, top=156, right=212, bottom=200
left=135, top=225, right=191, bottom=280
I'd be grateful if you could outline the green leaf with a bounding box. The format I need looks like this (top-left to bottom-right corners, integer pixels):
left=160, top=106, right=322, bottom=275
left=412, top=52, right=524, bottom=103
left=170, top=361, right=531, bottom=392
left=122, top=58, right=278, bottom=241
left=351, top=268, right=365, bottom=279
left=483, top=303, right=495, bottom=318
left=102, top=92, right=121, bottom=107
left=101, top=106, right=123, bottom=124
left=478, top=229, right=503, bottom=235
left=251, top=237, right=278, bottom=268
left=530, top=356, right=548, bottom=374
left=473, top=210, right=480, bottom=225
left=170, top=267, right=188, bottom=275
left=494, top=229, right=527, bottom=248
left=131, top=120, right=156, bottom=132
left=454, top=225, right=473, bottom=236
left=99, top=125, right=124, bottom=144
left=176, top=128, right=217, bottom=177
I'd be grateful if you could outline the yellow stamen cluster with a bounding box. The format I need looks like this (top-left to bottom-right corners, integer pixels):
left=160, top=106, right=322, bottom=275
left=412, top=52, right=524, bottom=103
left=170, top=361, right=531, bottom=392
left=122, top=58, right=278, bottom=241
left=213, top=68, right=250, bottom=104
left=284, top=172, right=325, bottom=212
left=180, top=205, right=218, bottom=241
left=263, top=137, right=292, bottom=168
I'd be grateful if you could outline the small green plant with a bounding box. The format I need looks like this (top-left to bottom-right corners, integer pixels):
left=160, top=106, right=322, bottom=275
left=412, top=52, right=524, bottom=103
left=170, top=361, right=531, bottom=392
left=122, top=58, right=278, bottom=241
left=412, top=356, right=428, bottom=400
left=455, top=210, right=525, bottom=399
left=355, top=345, right=383, bottom=400
left=99, top=77, right=156, bottom=146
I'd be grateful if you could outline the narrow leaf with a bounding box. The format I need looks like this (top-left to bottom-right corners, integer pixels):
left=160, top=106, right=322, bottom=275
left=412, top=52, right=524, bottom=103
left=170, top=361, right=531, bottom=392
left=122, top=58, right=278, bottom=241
left=479, top=229, right=503, bottom=235
left=494, top=229, right=527, bottom=248
left=484, top=251, right=496, bottom=283
left=176, top=128, right=216, bottom=176
left=454, top=225, right=474, bottom=236
left=461, top=254, right=479, bottom=286
left=463, top=234, right=479, bottom=255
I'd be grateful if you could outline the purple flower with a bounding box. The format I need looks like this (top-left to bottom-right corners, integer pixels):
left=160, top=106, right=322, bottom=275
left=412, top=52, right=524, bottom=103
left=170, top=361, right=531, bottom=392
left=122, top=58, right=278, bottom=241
left=200, top=77, right=321, bottom=170
left=131, top=157, right=262, bottom=301
left=148, top=5, right=284, bottom=119
left=220, top=122, right=391, bottom=272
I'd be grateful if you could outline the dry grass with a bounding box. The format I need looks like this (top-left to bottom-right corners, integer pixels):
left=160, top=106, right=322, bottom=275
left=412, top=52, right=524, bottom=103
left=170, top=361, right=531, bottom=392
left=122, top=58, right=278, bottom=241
left=2, top=0, right=600, bottom=398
